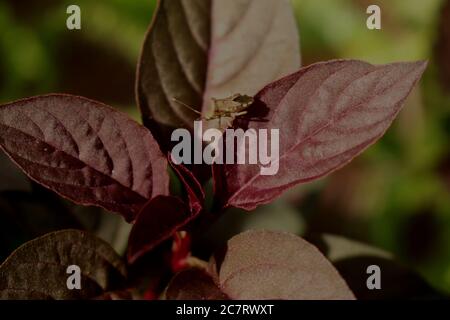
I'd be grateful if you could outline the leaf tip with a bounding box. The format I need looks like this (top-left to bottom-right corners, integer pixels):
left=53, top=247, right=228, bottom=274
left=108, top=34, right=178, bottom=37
left=415, top=59, right=429, bottom=73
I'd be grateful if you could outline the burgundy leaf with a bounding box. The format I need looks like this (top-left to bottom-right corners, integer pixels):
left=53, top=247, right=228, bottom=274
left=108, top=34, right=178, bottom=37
left=0, top=230, right=127, bottom=300
left=136, top=0, right=300, bottom=150
left=0, top=94, right=169, bottom=222
left=208, top=230, right=355, bottom=300
left=215, top=60, right=427, bottom=210
left=127, top=158, right=205, bottom=264
left=165, top=268, right=227, bottom=300
left=127, top=196, right=199, bottom=264
left=169, top=156, right=205, bottom=215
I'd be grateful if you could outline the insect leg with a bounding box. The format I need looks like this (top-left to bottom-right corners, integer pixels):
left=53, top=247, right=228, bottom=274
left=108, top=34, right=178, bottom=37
left=172, top=98, right=202, bottom=115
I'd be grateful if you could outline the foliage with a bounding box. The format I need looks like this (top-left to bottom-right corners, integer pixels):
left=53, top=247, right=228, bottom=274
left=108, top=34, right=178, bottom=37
left=0, top=0, right=448, bottom=299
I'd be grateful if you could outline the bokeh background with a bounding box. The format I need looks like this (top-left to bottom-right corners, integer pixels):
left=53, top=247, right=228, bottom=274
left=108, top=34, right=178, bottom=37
left=0, top=0, right=450, bottom=296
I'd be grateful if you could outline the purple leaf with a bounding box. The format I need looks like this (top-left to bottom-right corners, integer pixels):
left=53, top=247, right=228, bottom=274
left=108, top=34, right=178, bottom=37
left=169, top=156, right=205, bottom=215
left=0, top=230, right=127, bottom=300
left=127, top=196, right=198, bottom=264
left=208, top=230, right=355, bottom=300
left=165, top=268, right=228, bottom=300
left=164, top=230, right=355, bottom=300
left=136, top=0, right=300, bottom=150
left=127, top=159, right=205, bottom=264
left=0, top=94, right=169, bottom=222
left=215, top=60, right=428, bottom=210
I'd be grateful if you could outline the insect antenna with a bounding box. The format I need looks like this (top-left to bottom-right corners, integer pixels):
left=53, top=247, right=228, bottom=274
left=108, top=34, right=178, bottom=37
left=172, top=98, right=202, bottom=115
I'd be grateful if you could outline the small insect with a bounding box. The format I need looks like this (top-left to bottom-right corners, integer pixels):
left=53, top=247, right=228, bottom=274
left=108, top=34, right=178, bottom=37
left=172, top=94, right=254, bottom=130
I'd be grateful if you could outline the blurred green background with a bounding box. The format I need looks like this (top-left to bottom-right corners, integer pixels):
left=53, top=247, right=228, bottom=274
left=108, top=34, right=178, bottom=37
left=0, top=0, right=450, bottom=295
